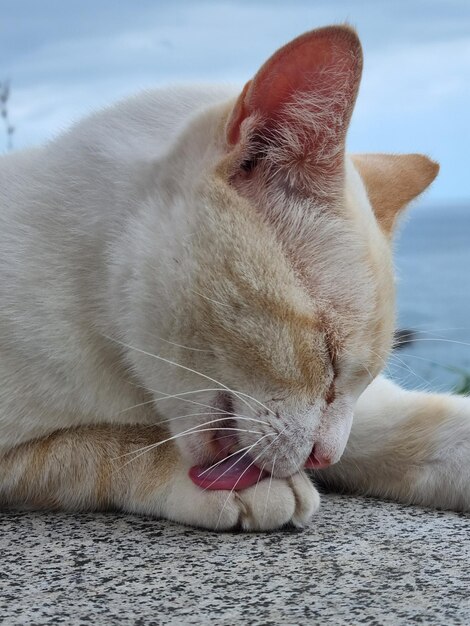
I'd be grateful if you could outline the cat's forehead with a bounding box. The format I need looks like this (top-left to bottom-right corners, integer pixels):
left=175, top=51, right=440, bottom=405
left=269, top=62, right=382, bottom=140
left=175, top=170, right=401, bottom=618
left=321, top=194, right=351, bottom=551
left=199, top=175, right=376, bottom=313
left=195, top=157, right=394, bottom=360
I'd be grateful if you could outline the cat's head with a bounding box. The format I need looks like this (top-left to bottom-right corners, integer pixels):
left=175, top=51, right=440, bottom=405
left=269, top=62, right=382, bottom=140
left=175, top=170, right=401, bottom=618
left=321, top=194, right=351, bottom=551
left=129, top=26, right=438, bottom=480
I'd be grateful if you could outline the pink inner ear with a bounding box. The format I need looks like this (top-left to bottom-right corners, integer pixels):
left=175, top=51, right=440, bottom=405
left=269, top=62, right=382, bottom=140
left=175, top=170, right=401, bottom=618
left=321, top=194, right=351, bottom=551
left=226, top=26, right=363, bottom=146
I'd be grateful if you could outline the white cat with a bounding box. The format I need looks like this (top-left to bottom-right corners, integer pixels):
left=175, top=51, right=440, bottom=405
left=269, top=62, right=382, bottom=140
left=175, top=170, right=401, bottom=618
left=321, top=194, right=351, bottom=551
left=0, top=26, right=468, bottom=530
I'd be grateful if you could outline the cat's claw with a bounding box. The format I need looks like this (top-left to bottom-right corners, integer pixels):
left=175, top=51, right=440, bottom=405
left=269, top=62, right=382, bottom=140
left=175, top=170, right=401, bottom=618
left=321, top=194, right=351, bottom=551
left=163, top=468, right=320, bottom=531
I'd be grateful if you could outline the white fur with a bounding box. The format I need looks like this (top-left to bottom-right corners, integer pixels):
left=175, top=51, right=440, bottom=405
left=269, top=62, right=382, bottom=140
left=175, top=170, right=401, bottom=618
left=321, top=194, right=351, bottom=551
left=0, top=86, right=235, bottom=448
left=0, top=81, right=468, bottom=526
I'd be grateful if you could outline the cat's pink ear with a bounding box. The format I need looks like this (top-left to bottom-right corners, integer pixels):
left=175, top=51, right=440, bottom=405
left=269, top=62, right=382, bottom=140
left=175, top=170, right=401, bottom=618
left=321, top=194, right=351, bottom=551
left=352, top=154, right=439, bottom=234
left=226, top=26, right=362, bottom=189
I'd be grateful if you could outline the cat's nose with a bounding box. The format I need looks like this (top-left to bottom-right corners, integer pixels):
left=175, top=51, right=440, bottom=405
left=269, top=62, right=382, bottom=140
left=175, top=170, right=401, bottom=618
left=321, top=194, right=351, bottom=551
left=304, top=446, right=331, bottom=469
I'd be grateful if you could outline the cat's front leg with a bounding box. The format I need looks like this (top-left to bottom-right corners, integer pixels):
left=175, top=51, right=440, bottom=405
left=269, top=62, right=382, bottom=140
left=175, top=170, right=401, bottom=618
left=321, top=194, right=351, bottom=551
left=313, top=375, right=470, bottom=511
left=0, top=424, right=319, bottom=530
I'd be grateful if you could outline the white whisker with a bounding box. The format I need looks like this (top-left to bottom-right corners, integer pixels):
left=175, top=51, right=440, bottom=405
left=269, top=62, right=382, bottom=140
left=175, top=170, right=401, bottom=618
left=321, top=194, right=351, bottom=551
left=119, top=387, right=272, bottom=427
left=105, top=335, right=276, bottom=417
left=214, top=435, right=275, bottom=529
left=114, top=428, right=265, bottom=472
left=112, top=416, right=267, bottom=466
left=262, top=454, right=277, bottom=528
left=118, top=387, right=233, bottom=415
left=161, top=412, right=272, bottom=428
left=387, top=351, right=430, bottom=388
left=190, top=288, right=232, bottom=308
left=394, top=337, right=470, bottom=348
left=196, top=444, right=258, bottom=477
left=202, top=433, right=274, bottom=492
left=253, top=460, right=268, bottom=504
left=215, top=426, right=286, bottom=530
left=145, top=389, right=234, bottom=416
left=142, top=332, right=212, bottom=353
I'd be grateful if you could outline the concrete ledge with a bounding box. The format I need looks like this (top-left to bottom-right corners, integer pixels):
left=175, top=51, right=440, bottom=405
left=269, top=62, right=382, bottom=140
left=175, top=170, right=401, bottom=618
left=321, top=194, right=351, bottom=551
left=1, top=494, right=469, bottom=625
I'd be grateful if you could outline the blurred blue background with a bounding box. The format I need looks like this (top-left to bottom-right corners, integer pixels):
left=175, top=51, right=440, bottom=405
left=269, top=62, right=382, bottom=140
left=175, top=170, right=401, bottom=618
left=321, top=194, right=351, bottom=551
left=1, top=0, right=470, bottom=390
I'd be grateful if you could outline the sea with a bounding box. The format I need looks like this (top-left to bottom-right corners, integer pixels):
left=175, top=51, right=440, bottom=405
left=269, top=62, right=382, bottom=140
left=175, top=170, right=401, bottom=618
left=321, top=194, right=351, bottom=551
left=388, top=202, right=470, bottom=392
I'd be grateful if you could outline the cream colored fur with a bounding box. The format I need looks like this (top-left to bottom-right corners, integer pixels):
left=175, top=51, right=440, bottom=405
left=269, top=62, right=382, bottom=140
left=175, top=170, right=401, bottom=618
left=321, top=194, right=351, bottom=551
left=0, top=26, right=468, bottom=530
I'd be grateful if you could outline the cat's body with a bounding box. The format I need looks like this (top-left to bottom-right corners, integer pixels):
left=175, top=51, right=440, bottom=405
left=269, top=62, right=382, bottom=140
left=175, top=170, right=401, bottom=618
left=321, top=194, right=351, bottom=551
left=0, top=86, right=234, bottom=449
left=0, top=26, right=469, bottom=529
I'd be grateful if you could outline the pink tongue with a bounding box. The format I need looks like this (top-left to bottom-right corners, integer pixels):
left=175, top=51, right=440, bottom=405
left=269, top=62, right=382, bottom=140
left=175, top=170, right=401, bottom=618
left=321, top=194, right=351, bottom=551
left=189, top=451, right=269, bottom=491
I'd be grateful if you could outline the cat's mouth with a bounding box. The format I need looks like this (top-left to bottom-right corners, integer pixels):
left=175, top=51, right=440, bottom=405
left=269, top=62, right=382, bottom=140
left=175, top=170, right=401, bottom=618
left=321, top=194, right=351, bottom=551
left=188, top=396, right=325, bottom=491
left=189, top=421, right=270, bottom=490
left=189, top=389, right=271, bottom=489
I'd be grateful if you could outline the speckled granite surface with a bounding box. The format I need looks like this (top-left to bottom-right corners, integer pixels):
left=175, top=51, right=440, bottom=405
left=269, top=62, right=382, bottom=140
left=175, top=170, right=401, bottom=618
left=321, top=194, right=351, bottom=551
left=1, top=494, right=469, bottom=625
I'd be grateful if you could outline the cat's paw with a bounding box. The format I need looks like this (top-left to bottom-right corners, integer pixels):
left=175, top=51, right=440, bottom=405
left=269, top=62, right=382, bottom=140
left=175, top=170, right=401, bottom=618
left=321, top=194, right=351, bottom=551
left=163, top=469, right=320, bottom=531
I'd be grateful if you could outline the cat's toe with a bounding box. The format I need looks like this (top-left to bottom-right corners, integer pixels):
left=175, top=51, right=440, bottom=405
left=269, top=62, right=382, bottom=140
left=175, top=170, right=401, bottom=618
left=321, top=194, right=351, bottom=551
left=287, top=472, right=320, bottom=527
left=163, top=471, right=241, bottom=530
left=236, top=472, right=320, bottom=531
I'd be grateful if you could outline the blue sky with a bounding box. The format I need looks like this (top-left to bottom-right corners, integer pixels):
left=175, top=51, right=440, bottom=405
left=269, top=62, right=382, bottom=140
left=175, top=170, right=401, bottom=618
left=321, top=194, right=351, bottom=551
left=1, top=0, right=469, bottom=202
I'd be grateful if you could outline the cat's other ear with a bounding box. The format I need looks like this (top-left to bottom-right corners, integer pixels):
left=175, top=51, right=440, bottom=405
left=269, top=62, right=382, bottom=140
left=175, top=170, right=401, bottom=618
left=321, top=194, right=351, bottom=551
left=225, top=26, right=363, bottom=196
left=352, top=153, right=439, bottom=235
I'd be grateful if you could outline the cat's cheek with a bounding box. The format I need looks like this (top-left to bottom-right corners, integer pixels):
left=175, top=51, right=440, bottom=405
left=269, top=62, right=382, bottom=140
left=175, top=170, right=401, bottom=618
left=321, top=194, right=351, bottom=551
left=172, top=432, right=215, bottom=467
